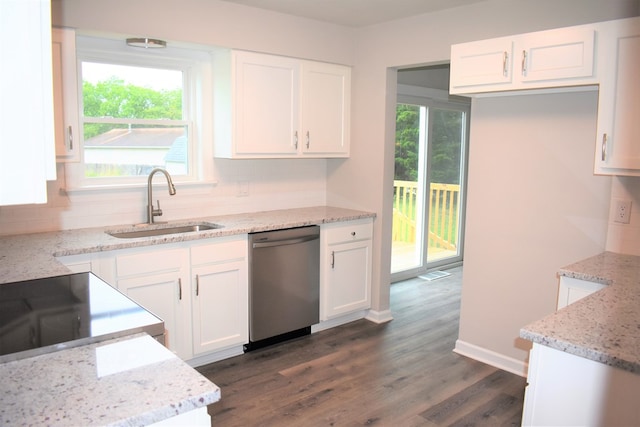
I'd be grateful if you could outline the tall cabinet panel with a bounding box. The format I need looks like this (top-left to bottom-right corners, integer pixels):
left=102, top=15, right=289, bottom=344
left=594, top=17, right=640, bottom=175
left=0, top=0, right=55, bottom=205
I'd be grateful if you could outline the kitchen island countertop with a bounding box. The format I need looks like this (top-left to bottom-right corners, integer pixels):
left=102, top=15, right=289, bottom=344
left=520, top=251, right=640, bottom=373
left=0, top=206, right=375, bottom=285
left=0, top=333, right=220, bottom=426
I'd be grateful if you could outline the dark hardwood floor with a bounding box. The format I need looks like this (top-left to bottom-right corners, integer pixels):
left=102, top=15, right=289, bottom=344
left=197, top=267, right=526, bottom=426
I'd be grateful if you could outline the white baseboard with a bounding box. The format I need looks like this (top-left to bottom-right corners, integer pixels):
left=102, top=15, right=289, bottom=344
left=312, top=310, right=368, bottom=332
left=454, top=339, right=528, bottom=377
left=186, top=345, right=245, bottom=368
left=365, top=309, right=393, bottom=324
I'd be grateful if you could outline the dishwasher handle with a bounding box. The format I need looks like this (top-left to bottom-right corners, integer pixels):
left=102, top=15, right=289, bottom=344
left=252, top=234, right=319, bottom=249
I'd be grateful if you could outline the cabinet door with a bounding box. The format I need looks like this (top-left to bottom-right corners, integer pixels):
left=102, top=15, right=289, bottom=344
left=118, top=272, right=188, bottom=357
left=115, top=247, right=190, bottom=358
left=52, top=27, right=80, bottom=162
left=300, top=61, right=350, bottom=157
left=557, top=276, right=606, bottom=310
left=191, top=260, right=248, bottom=355
left=321, top=220, right=373, bottom=320
left=518, top=27, right=595, bottom=83
left=324, top=240, right=372, bottom=319
left=594, top=17, right=640, bottom=175
left=450, top=37, right=513, bottom=92
left=233, top=51, right=299, bottom=156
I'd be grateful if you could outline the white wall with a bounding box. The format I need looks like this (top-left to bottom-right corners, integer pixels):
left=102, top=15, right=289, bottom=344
left=457, top=91, right=611, bottom=373
left=334, top=0, right=639, bottom=367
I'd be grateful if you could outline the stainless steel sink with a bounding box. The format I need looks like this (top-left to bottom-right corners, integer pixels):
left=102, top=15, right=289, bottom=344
left=107, top=223, right=223, bottom=239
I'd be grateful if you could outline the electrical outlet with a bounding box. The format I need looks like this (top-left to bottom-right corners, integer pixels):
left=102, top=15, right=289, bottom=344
left=614, top=199, right=632, bottom=224
left=237, top=179, right=249, bottom=197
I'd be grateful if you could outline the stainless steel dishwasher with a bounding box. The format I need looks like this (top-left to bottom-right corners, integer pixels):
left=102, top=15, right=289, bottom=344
left=246, top=226, right=320, bottom=351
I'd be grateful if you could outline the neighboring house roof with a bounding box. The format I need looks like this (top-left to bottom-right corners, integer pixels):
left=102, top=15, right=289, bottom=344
left=164, top=135, right=187, bottom=163
left=84, top=128, right=185, bottom=147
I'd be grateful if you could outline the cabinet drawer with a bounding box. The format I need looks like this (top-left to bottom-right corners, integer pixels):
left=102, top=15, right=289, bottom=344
left=191, top=236, right=247, bottom=265
left=116, top=247, right=185, bottom=277
left=324, top=219, right=373, bottom=244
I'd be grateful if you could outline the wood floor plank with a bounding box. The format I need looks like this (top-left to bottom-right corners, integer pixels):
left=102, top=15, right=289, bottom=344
left=198, top=267, right=527, bottom=426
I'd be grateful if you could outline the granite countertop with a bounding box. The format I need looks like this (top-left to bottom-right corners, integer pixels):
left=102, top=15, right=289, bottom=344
left=0, top=333, right=220, bottom=426
left=521, top=251, right=640, bottom=373
left=0, top=206, right=375, bottom=285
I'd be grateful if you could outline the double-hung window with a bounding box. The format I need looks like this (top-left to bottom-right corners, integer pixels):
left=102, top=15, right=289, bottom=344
left=67, top=35, right=213, bottom=189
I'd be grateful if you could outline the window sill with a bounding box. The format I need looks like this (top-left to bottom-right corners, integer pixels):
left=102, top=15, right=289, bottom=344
left=61, top=180, right=218, bottom=195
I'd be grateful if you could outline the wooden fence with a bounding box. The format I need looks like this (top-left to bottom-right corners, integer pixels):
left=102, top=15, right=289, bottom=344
left=393, top=181, right=459, bottom=251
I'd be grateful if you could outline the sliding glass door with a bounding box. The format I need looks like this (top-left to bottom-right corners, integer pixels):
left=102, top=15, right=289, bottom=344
left=391, top=95, right=469, bottom=282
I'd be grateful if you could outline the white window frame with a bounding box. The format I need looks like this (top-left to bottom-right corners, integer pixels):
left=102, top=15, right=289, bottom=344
left=65, top=35, right=214, bottom=191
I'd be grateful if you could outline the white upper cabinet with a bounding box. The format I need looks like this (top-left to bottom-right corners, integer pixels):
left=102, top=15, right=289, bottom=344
left=0, top=0, right=56, bottom=205
left=52, top=27, right=80, bottom=162
left=450, top=25, right=596, bottom=94
left=230, top=52, right=300, bottom=157
left=300, top=61, right=350, bottom=156
left=450, top=38, right=514, bottom=90
left=214, top=50, right=351, bottom=158
left=594, top=17, right=640, bottom=176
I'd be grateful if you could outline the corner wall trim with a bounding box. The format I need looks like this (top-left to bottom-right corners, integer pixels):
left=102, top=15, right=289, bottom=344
left=454, top=339, right=528, bottom=377
left=365, top=309, right=393, bottom=324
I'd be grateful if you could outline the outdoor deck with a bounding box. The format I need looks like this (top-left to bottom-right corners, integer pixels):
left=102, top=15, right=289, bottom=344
left=391, top=241, right=458, bottom=273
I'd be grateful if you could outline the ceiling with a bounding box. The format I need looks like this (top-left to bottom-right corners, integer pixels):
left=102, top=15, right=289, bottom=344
left=219, top=0, right=488, bottom=27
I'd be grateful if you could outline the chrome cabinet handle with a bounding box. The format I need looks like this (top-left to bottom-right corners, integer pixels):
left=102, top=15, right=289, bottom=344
left=331, top=250, right=335, bottom=269
left=178, top=278, right=182, bottom=300
left=521, top=50, right=527, bottom=76
left=306, top=131, right=310, bottom=149
left=195, top=274, right=200, bottom=296
left=68, top=126, right=73, bottom=150
left=601, top=133, right=608, bottom=161
left=294, top=131, right=298, bottom=149
left=502, top=51, right=508, bottom=77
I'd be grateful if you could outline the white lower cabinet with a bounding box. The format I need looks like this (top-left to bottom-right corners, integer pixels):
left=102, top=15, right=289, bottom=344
left=522, top=343, right=640, bottom=426
left=57, top=219, right=373, bottom=364
left=556, top=276, right=606, bottom=310
left=109, top=236, right=248, bottom=364
left=320, top=218, right=373, bottom=322
left=190, top=238, right=248, bottom=358
left=115, top=246, right=191, bottom=358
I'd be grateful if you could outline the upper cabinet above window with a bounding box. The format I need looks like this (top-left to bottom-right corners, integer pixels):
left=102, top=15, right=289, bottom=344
left=450, top=25, right=596, bottom=94
left=213, top=50, right=351, bottom=159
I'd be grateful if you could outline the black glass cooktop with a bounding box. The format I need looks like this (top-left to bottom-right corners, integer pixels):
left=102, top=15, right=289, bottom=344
left=0, top=272, right=164, bottom=361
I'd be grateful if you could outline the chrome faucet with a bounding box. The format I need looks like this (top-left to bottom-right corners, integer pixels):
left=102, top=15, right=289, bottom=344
left=147, top=168, right=176, bottom=224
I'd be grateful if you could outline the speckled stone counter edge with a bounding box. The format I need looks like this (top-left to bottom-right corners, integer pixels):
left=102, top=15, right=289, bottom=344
left=520, top=251, right=640, bottom=374
left=0, top=206, right=375, bottom=285
left=0, top=333, right=220, bottom=426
